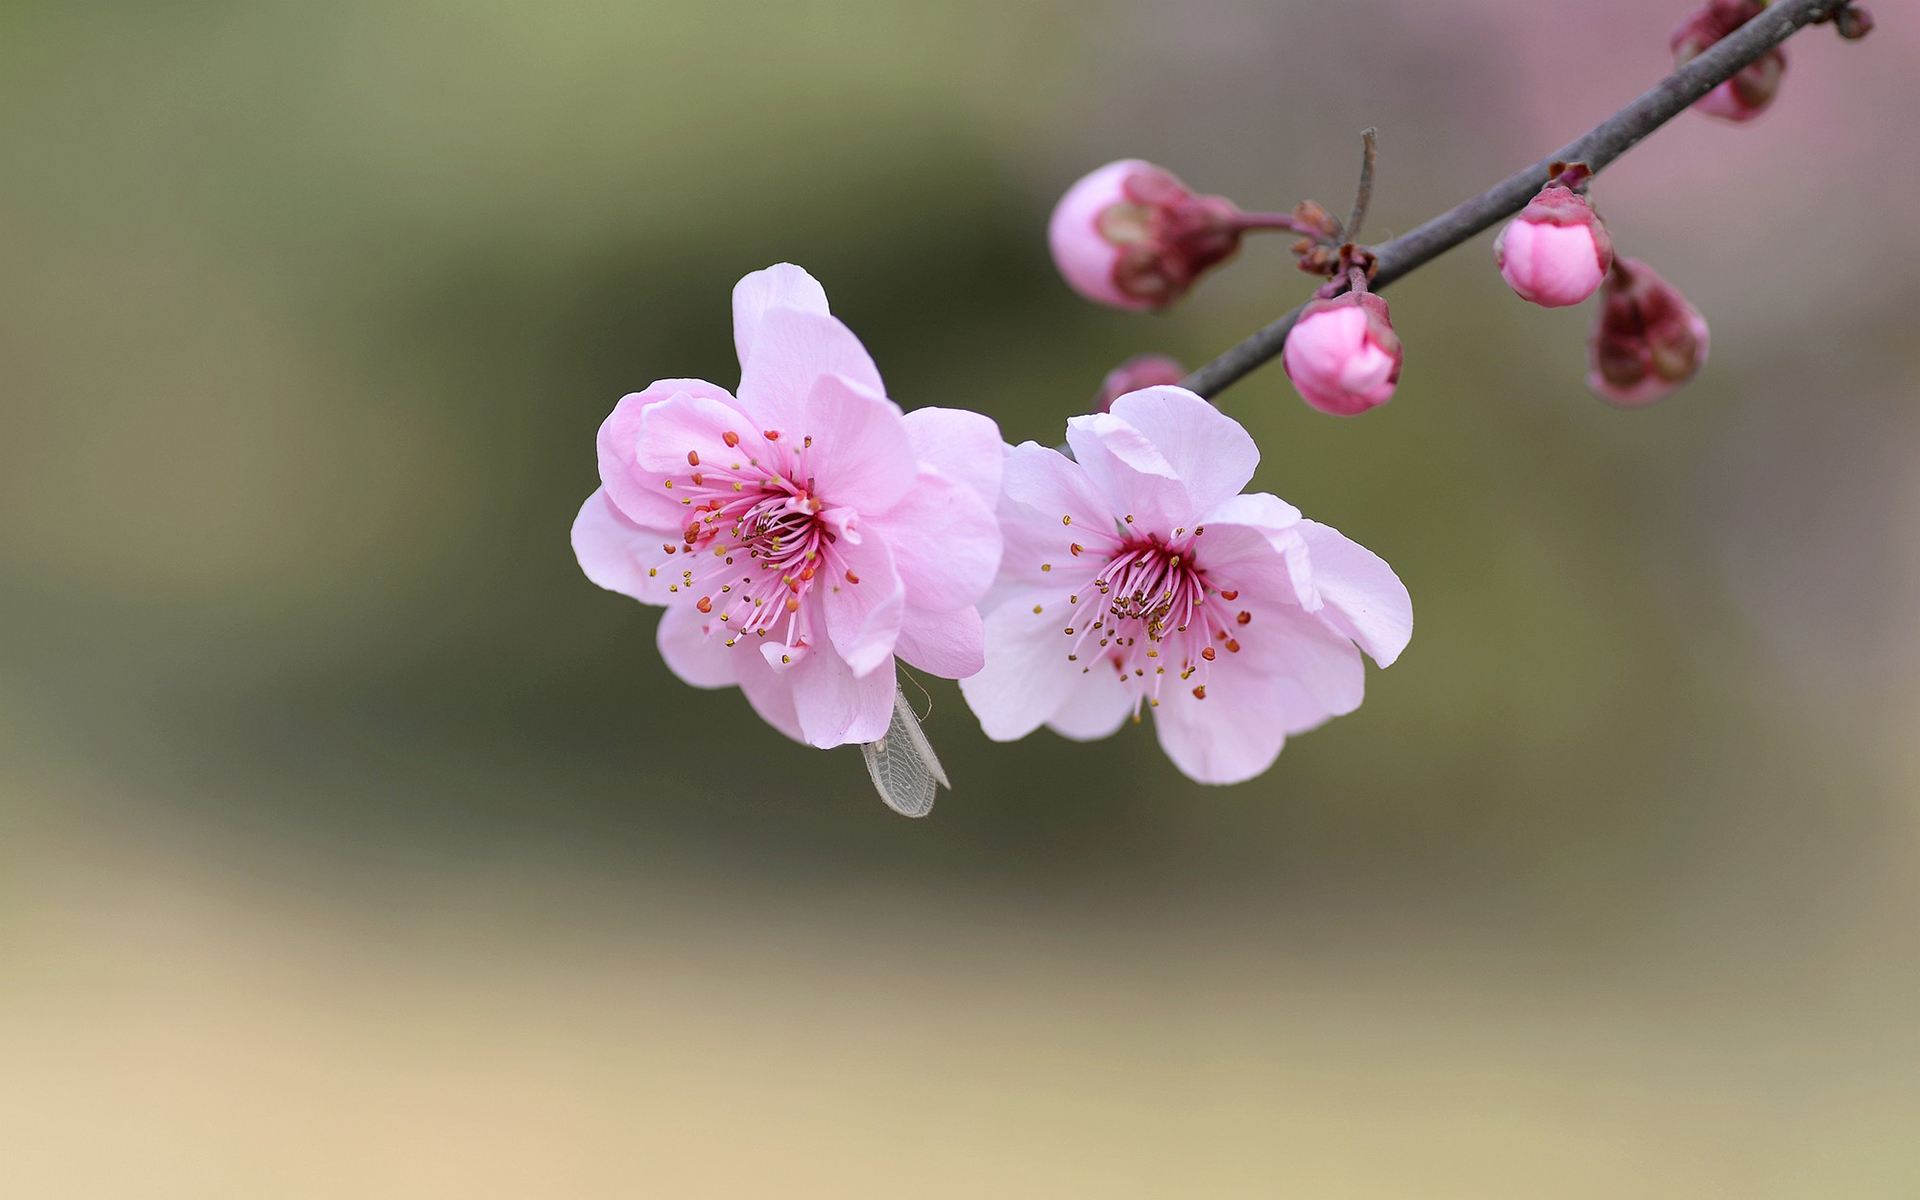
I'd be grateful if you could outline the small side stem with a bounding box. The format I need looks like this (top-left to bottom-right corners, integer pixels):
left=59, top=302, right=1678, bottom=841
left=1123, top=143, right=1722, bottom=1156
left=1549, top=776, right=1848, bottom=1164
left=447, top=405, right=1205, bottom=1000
left=1233, top=212, right=1322, bottom=236
left=1344, top=128, right=1379, bottom=243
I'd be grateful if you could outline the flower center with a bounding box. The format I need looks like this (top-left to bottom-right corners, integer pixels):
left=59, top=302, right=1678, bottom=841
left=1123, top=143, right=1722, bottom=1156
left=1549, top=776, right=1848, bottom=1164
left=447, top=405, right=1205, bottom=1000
left=1053, top=528, right=1249, bottom=709
left=644, top=429, right=854, bottom=661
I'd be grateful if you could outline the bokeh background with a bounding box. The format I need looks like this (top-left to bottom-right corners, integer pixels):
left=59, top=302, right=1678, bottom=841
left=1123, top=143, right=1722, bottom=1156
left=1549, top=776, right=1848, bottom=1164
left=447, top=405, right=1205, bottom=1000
left=4, top=2, right=1918, bottom=1195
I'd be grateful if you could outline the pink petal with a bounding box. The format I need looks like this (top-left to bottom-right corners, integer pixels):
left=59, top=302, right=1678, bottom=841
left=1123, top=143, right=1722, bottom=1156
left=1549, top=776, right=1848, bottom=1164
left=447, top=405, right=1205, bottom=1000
left=902, top=407, right=1004, bottom=508
left=1149, top=599, right=1361, bottom=783
left=1296, top=519, right=1413, bottom=667
left=732, top=263, right=830, bottom=367
left=790, top=373, right=917, bottom=515
left=1063, top=409, right=1191, bottom=532
left=985, top=442, right=1112, bottom=612
left=1151, top=670, right=1291, bottom=785
left=1045, top=663, right=1134, bottom=742
left=571, top=488, right=676, bottom=604
left=597, top=379, right=738, bottom=528
left=821, top=524, right=905, bottom=678
left=866, top=469, right=1002, bottom=610
left=1047, top=160, right=1144, bottom=311
left=733, top=642, right=806, bottom=744
left=893, top=604, right=985, bottom=679
left=1187, top=492, right=1307, bottom=601
left=633, top=390, right=769, bottom=474
left=1243, top=602, right=1366, bottom=720
left=1104, top=386, right=1259, bottom=516
left=789, top=645, right=895, bottom=748
left=734, top=306, right=886, bottom=437
left=655, top=601, right=738, bottom=689
left=958, top=598, right=1080, bottom=741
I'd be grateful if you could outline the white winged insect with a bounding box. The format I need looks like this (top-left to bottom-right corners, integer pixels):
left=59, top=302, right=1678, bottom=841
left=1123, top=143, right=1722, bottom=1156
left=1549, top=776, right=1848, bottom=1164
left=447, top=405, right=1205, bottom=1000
left=861, top=676, right=949, bottom=818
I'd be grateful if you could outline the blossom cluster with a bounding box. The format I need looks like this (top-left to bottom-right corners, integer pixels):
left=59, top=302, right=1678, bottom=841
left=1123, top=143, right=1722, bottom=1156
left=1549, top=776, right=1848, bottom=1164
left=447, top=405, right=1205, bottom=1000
left=577, top=265, right=1409, bottom=786
left=1049, top=154, right=1710, bottom=412
left=574, top=0, right=1869, bottom=806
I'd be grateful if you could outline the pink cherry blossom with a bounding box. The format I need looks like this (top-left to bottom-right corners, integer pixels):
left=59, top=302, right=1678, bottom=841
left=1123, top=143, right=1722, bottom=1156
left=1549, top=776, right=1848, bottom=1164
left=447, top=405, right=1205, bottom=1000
left=1048, top=160, right=1244, bottom=311
left=574, top=264, right=1004, bottom=749
left=1281, top=292, right=1404, bottom=417
left=960, top=387, right=1411, bottom=785
left=1494, top=183, right=1614, bottom=308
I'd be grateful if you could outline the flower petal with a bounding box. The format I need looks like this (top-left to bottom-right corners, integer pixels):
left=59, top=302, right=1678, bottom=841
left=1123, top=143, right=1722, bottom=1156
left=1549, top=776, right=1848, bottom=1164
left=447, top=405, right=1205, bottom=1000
left=655, top=602, right=739, bottom=689
left=734, top=306, right=886, bottom=436
left=571, top=488, right=676, bottom=604
left=958, top=598, right=1080, bottom=741
left=893, top=604, right=985, bottom=679
left=633, top=390, right=769, bottom=475
left=790, top=372, right=917, bottom=514
left=732, top=263, right=830, bottom=367
left=733, top=641, right=806, bottom=744
left=1240, top=601, right=1366, bottom=724
left=1064, top=409, right=1191, bottom=532
left=1188, top=492, right=1308, bottom=602
left=1105, top=386, right=1259, bottom=515
left=790, top=646, right=896, bottom=748
left=866, top=468, right=1002, bottom=610
left=901, top=407, right=1004, bottom=508
left=1045, top=660, right=1135, bottom=742
left=1151, top=672, right=1290, bottom=785
left=1296, top=519, right=1413, bottom=667
left=985, top=442, right=1111, bottom=612
left=597, top=379, right=738, bottom=528
left=821, top=524, right=905, bottom=678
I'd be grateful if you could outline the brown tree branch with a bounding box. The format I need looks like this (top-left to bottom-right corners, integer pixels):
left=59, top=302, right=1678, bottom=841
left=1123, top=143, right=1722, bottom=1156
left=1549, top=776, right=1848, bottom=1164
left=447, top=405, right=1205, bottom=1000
left=1181, top=0, right=1855, bottom=400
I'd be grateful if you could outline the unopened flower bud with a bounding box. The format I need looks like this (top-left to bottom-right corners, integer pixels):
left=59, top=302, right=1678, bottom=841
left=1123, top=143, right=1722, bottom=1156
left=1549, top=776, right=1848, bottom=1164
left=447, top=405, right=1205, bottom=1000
left=1835, top=5, right=1874, bottom=40
left=1093, top=354, right=1188, bottom=413
left=1672, top=0, right=1786, bottom=123
left=1048, top=160, right=1245, bottom=311
left=1282, top=292, right=1402, bottom=417
left=1587, top=258, right=1710, bottom=407
left=1494, top=183, right=1614, bottom=308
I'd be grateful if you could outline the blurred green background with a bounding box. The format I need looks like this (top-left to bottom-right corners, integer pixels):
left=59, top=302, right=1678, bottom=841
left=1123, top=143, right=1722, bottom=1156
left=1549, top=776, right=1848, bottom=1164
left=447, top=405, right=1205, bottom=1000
left=3, top=2, right=1917, bottom=1195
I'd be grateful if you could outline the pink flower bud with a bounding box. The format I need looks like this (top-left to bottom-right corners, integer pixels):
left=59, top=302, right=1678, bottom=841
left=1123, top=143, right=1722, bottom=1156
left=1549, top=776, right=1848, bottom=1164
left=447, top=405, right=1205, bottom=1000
left=1048, top=160, right=1243, bottom=311
left=1672, top=0, right=1786, bottom=123
left=1493, top=183, right=1614, bottom=308
left=1282, top=292, right=1403, bottom=417
left=1093, top=354, right=1188, bottom=413
left=1586, top=258, right=1710, bottom=407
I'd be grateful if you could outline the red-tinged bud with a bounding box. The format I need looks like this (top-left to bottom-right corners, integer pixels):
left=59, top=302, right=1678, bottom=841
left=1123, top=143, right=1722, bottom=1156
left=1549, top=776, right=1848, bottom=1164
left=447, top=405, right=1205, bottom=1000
left=1048, top=160, right=1247, bottom=311
left=1836, top=5, right=1874, bottom=39
left=1494, top=183, right=1614, bottom=308
left=1586, top=258, right=1710, bottom=407
left=1093, top=354, right=1188, bottom=413
left=1672, top=0, right=1786, bottom=123
left=1282, top=292, right=1403, bottom=417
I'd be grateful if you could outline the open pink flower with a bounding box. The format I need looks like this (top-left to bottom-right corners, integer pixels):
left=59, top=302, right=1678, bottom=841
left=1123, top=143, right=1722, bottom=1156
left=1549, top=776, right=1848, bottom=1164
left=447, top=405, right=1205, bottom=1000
left=573, top=264, right=1004, bottom=749
left=960, top=387, right=1411, bottom=785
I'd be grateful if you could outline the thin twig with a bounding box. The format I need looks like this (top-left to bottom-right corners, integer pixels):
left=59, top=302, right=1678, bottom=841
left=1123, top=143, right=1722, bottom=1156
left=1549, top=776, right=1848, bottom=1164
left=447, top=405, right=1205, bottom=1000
left=1181, top=0, right=1851, bottom=400
left=1343, top=128, right=1379, bottom=243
